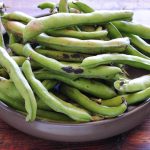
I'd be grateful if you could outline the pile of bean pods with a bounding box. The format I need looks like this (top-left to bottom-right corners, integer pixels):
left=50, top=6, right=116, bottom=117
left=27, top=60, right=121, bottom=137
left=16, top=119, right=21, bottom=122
left=0, top=0, right=150, bottom=123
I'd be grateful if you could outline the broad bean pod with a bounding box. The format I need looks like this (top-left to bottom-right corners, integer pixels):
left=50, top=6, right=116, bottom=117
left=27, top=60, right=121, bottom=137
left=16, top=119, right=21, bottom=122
left=22, top=60, right=92, bottom=122
left=72, top=2, right=149, bottom=59
left=0, top=47, right=37, bottom=121
left=106, top=22, right=150, bottom=59
left=102, top=87, right=150, bottom=106
left=114, top=74, right=150, bottom=93
left=59, top=0, right=69, bottom=13
left=0, top=77, right=23, bottom=101
left=34, top=70, right=117, bottom=99
left=123, top=33, right=150, bottom=57
left=23, top=10, right=133, bottom=41
left=81, top=54, right=150, bottom=70
left=3, top=20, right=129, bottom=54
left=3, top=11, right=34, bottom=23
left=0, top=77, right=57, bottom=110
left=60, top=84, right=127, bottom=117
left=23, top=44, right=123, bottom=80
left=72, top=1, right=94, bottom=13
left=0, top=91, right=73, bottom=122
left=0, top=56, right=26, bottom=68
left=38, top=2, right=56, bottom=10
left=10, top=43, right=90, bottom=62
left=112, top=21, right=150, bottom=39
left=46, top=29, right=108, bottom=40
left=35, top=48, right=90, bottom=62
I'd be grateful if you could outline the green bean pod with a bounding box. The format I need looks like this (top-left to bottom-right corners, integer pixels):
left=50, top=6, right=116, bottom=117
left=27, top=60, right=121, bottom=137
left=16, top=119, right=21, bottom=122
left=0, top=77, right=57, bottom=111
left=81, top=54, right=150, bottom=70
left=22, top=60, right=92, bottom=122
left=35, top=34, right=129, bottom=54
left=0, top=47, right=37, bottom=121
left=106, top=22, right=150, bottom=59
left=72, top=1, right=148, bottom=58
left=106, top=22, right=122, bottom=39
left=114, top=74, right=150, bottom=93
left=112, top=21, right=150, bottom=39
left=23, top=10, right=133, bottom=41
left=102, top=87, right=150, bottom=106
left=60, top=61, right=123, bottom=80
left=123, top=33, right=150, bottom=57
left=9, top=33, right=19, bottom=45
left=37, top=2, right=56, bottom=10
left=9, top=43, right=24, bottom=56
left=60, top=84, right=127, bottom=117
left=3, top=20, right=130, bottom=54
left=34, top=70, right=116, bottom=99
left=0, top=77, right=23, bottom=101
left=36, top=49, right=90, bottom=62
left=59, top=0, right=69, bottom=13
left=11, top=56, right=26, bottom=66
left=23, top=44, right=123, bottom=80
left=0, top=91, right=73, bottom=122
left=3, top=11, right=34, bottom=23
left=0, top=91, right=25, bottom=111
left=46, top=29, right=108, bottom=40
left=72, top=1, right=94, bottom=13
left=10, top=43, right=90, bottom=62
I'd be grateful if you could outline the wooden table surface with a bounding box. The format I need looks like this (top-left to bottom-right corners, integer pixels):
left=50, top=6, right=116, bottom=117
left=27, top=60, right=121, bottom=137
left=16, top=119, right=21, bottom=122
left=1, top=1, right=150, bottom=149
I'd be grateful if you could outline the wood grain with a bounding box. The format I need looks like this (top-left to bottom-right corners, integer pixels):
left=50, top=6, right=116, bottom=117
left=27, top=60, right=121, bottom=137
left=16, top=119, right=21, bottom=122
left=0, top=0, right=150, bottom=149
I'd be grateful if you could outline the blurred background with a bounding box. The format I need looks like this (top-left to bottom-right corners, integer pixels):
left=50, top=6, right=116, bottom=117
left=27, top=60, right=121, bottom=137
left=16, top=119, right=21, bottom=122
left=3, top=0, right=150, bottom=24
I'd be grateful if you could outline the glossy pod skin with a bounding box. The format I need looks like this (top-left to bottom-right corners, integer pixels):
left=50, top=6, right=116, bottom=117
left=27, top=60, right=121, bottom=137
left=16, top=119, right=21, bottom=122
left=34, top=70, right=117, bottom=99
left=3, top=20, right=130, bottom=54
left=35, top=35, right=130, bottom=54
left=10, top=43, right=91, bottom=62
left=123, top=33, right=150, bottom=57
left=81, top=54, right=150, bottom=70
left=59, top=0, right=69, bottom=13
left=46, top=29, right=108, bottom=40
left=3, top=12, right=97, bottom=40
left=22, top=60, right=92, bottom=122
left=0, top=77, right=57, bottom=110
left=23, top=44, right=123, bottom=80
left=106, top=22, right=150, bottom=59
left=35, top=48, right=91, bottom=62
left=10, top=43, right=123, bottom=80
left=0, top=47, right=37, bottom=121
left=72, top=1, right=94, bottom=13
left=73, top=1, right=150, bottom=59
left=0, top=77, right=23, bottom=101
left=23, top=10, right=133, bottom=41
left=114, top=74, right=150, bottom=93
left=3, top=11, right=34, bottom=23
left=60, top=61, right=123, bottom=80
left=113, top=21, right=150, bottom=39
left=0, top=91, right=73, bottom=122
left=37, top=2, right=56, bottom=10
left=60, top=84, right=127, bottom=117
left=0, top=56, right=26, bottom=68
left=102, top=86, right=150, bottom=106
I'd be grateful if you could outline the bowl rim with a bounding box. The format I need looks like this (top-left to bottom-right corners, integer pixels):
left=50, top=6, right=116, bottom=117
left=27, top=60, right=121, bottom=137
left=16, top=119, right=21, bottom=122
left=0, top=98, right=150, bottom=127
